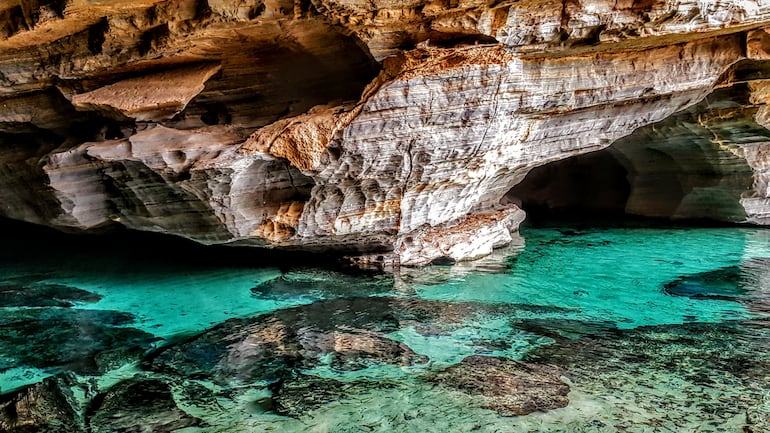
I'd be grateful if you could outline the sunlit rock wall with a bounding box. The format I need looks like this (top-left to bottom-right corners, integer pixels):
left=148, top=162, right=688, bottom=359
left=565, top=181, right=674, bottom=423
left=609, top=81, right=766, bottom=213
left=2, top=0, right=770, bottom=266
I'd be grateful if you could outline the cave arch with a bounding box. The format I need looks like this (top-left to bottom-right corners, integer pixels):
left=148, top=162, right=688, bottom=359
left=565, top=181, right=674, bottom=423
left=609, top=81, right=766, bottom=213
left=507, top=86, right=761, bottom=224
left=506, top=148, right=633, bottom=222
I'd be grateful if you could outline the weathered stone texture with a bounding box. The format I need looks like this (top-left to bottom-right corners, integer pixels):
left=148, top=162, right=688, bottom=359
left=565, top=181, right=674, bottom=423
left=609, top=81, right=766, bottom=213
left=1, top=1, right=770, bottom=265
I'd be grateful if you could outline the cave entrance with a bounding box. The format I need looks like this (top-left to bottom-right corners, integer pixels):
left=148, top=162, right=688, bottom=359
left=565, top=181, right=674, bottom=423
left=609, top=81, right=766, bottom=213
left=506, top=148, right=633, bottom=224
left=506, top=111, right=757, bottom=226
left=507, top=83, right=770, bottom=226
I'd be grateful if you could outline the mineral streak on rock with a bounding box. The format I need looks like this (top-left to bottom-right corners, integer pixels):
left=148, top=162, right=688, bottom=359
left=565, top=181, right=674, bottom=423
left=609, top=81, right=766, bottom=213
left=1, top=1, right=770, bottom=265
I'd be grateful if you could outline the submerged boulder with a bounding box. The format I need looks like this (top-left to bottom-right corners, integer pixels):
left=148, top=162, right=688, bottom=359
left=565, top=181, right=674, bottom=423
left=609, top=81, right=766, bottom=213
left=147, top=297, right=444, bottom=384
left=432, top=355, right=570, bottom=416
left=0, top=309, right=156, bottom=374
left=0, top=375, right=82, bottom=433
left=511, top=318, right=619, bottom=340
left=0, top=282, right=101, bottom=308
left=663, top=266, right=748, bottom=301
left=269, top=374, right=393, bottom=418
left=87, top=378, right=201, bottom=433
left=251, top=268, right=394, bottom=301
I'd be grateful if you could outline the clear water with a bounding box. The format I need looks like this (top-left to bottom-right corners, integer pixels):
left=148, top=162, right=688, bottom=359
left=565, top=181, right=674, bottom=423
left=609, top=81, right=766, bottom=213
left=1, top=224, right=770, bottom=432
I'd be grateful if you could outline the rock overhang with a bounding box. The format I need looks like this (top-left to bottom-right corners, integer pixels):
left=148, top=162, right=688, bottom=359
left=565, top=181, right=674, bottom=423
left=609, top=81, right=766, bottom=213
left=0, top=0, right=769, bottom=267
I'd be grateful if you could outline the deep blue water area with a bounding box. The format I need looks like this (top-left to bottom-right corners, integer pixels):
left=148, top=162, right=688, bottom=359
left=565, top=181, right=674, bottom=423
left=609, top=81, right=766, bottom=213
left=1, top=220, right=769, bottom=432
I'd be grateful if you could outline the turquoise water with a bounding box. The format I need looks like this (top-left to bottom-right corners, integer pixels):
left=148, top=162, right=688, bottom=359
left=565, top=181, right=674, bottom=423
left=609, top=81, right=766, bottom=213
left=1, top=224, right=770, bottom=432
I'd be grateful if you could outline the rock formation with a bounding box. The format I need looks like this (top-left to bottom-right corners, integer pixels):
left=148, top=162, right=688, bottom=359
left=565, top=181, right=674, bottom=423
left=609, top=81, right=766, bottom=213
left=86, top=378, right=202, bottom=433
left=0, top=375, right=83, bottom=433
left=432, top=355, right=570, bottom=416
left=1, top=1, right=770, bottom=266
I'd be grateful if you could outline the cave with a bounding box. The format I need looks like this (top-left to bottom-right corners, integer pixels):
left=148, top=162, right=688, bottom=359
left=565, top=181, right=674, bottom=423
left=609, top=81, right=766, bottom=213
left=507, top=86, right=762, bottom=225
left=507, top=140, right=756, bottom=225
left=506, top=147, right=633, bottom=223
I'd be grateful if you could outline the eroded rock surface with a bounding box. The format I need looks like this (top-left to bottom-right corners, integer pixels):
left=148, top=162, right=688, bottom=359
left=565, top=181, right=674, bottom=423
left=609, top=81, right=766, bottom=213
left=1, top=1, right=770, bottom=265
left=87, top=378, right=201, bottom=433
left=147, top=296, right=505, bottom=384
left=432, top=355, right=570, bottom=416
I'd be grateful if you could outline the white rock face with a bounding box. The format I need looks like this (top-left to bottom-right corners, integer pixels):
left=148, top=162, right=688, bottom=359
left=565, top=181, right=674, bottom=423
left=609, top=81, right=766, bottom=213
left=1, top=1, right=770, bottom=266
left=289, top=36, right=744, bottom=263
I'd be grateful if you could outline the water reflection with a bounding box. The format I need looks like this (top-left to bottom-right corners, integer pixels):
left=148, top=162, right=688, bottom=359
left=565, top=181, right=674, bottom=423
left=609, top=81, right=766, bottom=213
left=1, top=225, right=769, bottom=432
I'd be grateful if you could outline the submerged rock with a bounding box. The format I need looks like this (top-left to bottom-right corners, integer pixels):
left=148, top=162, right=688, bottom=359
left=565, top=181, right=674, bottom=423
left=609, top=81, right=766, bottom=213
left=87, top=378, right=201, bottom=433
left=269, top=374, right=393, bottom=418
left=432, top=355, right=570, bottom=416
left=526, top=321, right=770, bottom=377
left=0, top=374, right=82, bottom=433
left=746, top=403, right=770, bottom=433
left=251, top=269, right=394, bottom=301
left=663, top=266, right=748, bottom=301
left=525, top=320, right=770, bottom=430
left=744, top=257, right=770, bottom=315
left=147, top=297, right=504, bottom=384
left=0, top=309, right=156, bottom=374
left=0, top=283, right=101, bottom=308
left=148, top=297, right=450, bottom=384
left=511, top=318, right=619, bottom=340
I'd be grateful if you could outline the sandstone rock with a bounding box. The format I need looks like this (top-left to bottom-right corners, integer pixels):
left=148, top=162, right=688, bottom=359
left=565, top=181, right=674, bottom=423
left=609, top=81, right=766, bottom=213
left=0, top=1, right=770, bottom=265
left=71, top=63, right=222, bottom=121
left=432, top=355, right=570, bottom=416
left=509, top=79, right=770, bottom=223
left=747, top=28, right=770, bottom=60
left=396, top=206, right=526, bottom=266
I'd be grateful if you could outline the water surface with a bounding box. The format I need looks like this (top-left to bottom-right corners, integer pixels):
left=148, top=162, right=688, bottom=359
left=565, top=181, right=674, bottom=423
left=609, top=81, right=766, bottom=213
left=1, top=223, right=769, bottom=432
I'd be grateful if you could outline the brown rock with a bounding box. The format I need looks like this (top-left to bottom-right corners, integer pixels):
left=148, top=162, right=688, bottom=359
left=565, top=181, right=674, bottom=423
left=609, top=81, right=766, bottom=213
left=87, top=378, right=201, bottom=433
left=0, top=1, right=770, bottom=266
left=71, top=63, right=222, bottom=121
left=747, top=28, right=770, bottom=60
left=433, top=355, right=570, bottom=416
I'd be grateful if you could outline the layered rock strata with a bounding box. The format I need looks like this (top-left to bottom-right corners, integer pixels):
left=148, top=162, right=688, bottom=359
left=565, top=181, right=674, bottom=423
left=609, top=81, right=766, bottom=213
left=508, top=79, right=770, bottom=223
left=1, top=1, right=770, bottom=265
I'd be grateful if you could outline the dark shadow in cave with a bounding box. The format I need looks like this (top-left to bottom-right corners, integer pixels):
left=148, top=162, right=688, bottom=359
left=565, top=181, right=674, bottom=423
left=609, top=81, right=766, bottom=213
left=506, top=149, right=634, bottom=225
left=0, top=216, right=348, bottom=273
left=507, top=83, right=766, bottom=227
left=507, top=140, right=754, bottom=227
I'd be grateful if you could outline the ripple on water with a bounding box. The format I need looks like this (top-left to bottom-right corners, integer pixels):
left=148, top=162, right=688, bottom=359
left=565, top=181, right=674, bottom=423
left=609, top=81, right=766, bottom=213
left=1, top=225, right=770, bottom=432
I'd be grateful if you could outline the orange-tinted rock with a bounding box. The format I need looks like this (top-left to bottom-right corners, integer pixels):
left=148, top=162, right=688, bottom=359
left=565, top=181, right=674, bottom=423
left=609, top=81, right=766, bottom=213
left=71, top=63, right=221, bottom=121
